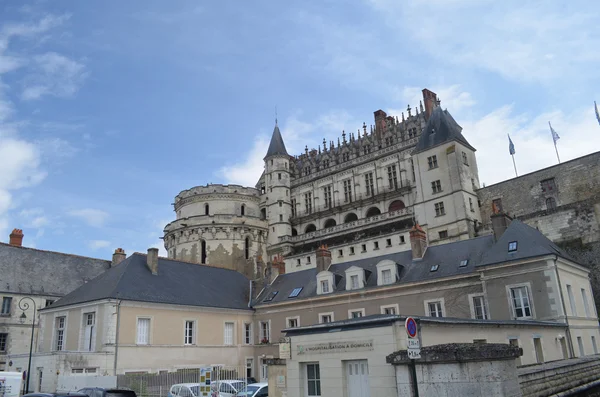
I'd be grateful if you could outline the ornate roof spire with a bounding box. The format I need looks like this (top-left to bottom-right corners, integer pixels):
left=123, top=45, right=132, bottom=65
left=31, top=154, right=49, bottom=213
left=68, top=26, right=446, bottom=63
left=264, top=121, right=288, bottom=159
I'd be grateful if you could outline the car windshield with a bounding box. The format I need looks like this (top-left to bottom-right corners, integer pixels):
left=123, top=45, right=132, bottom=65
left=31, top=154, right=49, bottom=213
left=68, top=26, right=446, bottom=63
left=235, top=386, right=259, bottom=396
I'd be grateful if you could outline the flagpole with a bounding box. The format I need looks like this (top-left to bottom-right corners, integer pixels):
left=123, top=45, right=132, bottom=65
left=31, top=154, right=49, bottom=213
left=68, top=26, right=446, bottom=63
left=511, top=154, right=518, bottom=177
left=554, top=141, right=561, bottom=163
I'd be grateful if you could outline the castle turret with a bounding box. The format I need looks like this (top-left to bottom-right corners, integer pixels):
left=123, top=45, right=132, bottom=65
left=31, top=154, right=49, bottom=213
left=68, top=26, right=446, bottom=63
left=264, top=121, right=293, bottom=259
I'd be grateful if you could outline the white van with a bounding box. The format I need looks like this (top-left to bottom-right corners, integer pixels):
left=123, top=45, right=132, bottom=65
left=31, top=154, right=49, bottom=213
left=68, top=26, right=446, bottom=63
left=0, top=372, right=24, bottom=397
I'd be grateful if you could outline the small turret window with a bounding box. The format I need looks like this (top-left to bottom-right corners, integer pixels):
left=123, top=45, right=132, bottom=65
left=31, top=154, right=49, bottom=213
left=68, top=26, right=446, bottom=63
left=204, top=204, right=209, bottom=215
left=241, top=204, right=245, bottom=216
left=245, top=237, right=249, bottom=259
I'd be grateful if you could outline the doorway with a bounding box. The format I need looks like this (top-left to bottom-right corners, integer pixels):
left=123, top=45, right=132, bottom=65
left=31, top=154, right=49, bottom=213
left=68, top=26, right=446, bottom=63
left=346, top=360, right=370, bottom=397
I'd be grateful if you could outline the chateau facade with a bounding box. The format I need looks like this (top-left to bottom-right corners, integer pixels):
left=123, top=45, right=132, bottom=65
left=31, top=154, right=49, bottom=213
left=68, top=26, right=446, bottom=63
left=163, top=89, right=482, bottom=276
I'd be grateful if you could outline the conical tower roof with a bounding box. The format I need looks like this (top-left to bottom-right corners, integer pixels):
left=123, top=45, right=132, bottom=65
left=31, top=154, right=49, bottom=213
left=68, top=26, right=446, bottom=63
left=264, top=121, right=288, bottom=159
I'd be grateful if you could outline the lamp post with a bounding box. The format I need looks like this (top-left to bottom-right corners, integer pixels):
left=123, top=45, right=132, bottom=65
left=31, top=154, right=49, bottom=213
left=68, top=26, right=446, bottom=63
left=18, top=297, right=37, bottom=395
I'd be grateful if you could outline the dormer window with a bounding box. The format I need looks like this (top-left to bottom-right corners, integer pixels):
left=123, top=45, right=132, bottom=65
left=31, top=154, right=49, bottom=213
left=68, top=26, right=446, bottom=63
left=321, top=280, right=330, bottom=293
left=317, top=271, right=334, bottom=295
left=345, top=266, right=366, bottom=291
left=376, top=259, right=398, bottom=286
left=459, top=260, right=468, bottom=267
left=350, top=275, right=359, bottom=289
left=508, top=241, right=518, bottom=252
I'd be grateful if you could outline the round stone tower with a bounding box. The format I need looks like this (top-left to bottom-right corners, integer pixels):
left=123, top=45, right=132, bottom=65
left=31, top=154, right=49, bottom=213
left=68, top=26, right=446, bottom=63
left=163, top=184, right=268, bottom=278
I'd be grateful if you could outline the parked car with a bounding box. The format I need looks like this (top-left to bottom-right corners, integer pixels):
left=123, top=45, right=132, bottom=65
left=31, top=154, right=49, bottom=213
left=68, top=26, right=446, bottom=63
left=209, top=380, right=246, bottom=397
left=235, top=383, right=267, bottom=397
left=168, top=383, right=202, bottom=397
left=78, top=388, right=137, bottom=397
left=24, top=394, right=88, bottom=397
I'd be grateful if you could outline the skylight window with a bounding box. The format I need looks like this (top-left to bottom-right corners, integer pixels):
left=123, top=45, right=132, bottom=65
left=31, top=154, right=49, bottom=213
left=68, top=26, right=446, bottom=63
left=508, top=241, right=518, bottom=252
left=263, top=291, right=279, bottom=302
left=289, top=287, right=303, bottom=298
left=430, top=264, right=439, bottom=272
left=459, top=260, right=468, bottom=267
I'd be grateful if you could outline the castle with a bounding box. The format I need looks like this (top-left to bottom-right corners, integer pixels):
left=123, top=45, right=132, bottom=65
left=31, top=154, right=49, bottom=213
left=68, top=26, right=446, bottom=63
left=163, top=88, right=482, bottom=277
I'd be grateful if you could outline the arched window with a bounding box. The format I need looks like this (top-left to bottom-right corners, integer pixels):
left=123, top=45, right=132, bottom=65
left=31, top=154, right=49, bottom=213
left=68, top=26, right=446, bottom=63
left=344, top=213, right=358, bottom=223
left=388, top=200, right=406, bottom=212
left=366, top=207, right=381, bottom=218
left=241, top=204, right=245, bottom=216
left=546, top=197, right=557, bottom=211
left=205, top=203, right=209, bottom=215
left=305, top=224, right=317, bottom=233
left=292, top=228, right=298, bottom=236
left=201, top=240, right=207, bottom=264
left=324, top=218, right=337, bottom=228
left=245, top=237, right=249, bottom=259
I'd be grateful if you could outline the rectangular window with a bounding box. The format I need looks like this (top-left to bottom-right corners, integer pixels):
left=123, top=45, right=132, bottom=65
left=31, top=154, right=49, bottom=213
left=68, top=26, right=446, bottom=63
left=387, top=165, right=398, bottom=190
left=320, top=314, right=332, bottom=323
left=540, top=178, right=556, bottom=193
left=592, top=336, right=598, bottom=355
left=428, top=301, right=443, bottom=317
left=434, top=202, right=445, bottom=216
left=296, top=258, right=301, bottom=266
left=307, top=256, right=311, bottom=263
left=365, top=173, right=375, bottom=196
left=511, top=286, right=532, bottom=319
left=382, top=269, right=392, bottom=285
left=400, top=236, right=405, bottom=244
left=246, top=358, right=254, bottom=379
left=321, top=280, right=330, bottom=293
left=427, top=155, right=438, bottom=169
left=350, top=310, right=363, bottom=319
left=508, top=241, right=518, bottom=252
left=244, top=323, right=252, bottom=345
left=343, top=180, right=353, bottom=202
left=469, top=197, right=474, bottom=212
left=462, top=151, right=469, bottom=165
left=0, top=333, right=7, bottom=352
left=279, top=214, right=283, bottom=221
left=472, top=296, right=488, bottom=320
left=224, top=322, right=234, bottom=345
left=567, top=285, right=577, bottom=316
left=361, top=244, right=367, bottom=252
left=581, top=289, right=591, bottom=317
left=349, top=246, right=355, bottom=255
left=287, top=317, right=299, bottom=328
left=278, top=173, right=281, bottom=180
left=55, top=316, right=66, bottom=351
left=374, top=241, right=379, bottom=250
left=386, top=238, right=392, bottom=247
left=383, top=306, right=397, bottom=315
left=1, top=297, right=12, bottom=315
left=184, top=320, right=195, bottom=345
left=137, top=318, right=150, bottom=345
left=438, top=230, right=448, bottom=239
left=323, top=185, right=332, bottom=208
left=577, top=336, right=584, bottom=356
left=45, top=299, right=55, bottom=307
left=338, top=249, right=343, bottom=257
left=304, top=192, right=312, bottom=214
left=259, top=321, right=270, bottom=343
left=291, top=198, right=297, bottom=217
left=431, top=180, right=442, bottom=194
left=82, top=312, right=96, bottom=351
left=261, top=359, right=269, bottom=381
left=350, top=275, right=359, bottom=289
left=306, top=363, right=321, bottom=397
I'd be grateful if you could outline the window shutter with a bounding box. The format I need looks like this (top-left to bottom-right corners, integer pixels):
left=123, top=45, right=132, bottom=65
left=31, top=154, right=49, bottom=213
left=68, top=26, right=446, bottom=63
left=137, top=318, right=149, bottom=344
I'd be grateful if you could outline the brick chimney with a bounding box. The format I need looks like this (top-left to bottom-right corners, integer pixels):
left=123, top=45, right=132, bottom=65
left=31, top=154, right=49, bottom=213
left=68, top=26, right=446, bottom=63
left=422, top=88, right=438, bottom=120
left=9, top=229, right=24, bottom=247
left=112, top=248, right=126, bottom=267
left=272, top=254, right=286, bottom=277
left=410, top=223, right=427, bottom=261
left=316, top=245, right=332, bottom=273
left=147, top=248, right=159, bottom=275
left=373, top=109, right=388, bottom=137
left=491, top=212, right=512, bottom=241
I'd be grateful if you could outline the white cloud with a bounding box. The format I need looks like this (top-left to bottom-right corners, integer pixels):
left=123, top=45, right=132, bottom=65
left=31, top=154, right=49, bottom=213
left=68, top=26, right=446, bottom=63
left=88, top=239, right=111, bottom=250
left=68, top=208, right=109, bottom=227
left=22, top=52, right=88, bottom=100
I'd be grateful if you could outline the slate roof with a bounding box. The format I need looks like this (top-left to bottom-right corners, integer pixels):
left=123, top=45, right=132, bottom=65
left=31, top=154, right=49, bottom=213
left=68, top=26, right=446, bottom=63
left=48, top=253, right=252, bottom=310
left=264, top=122, right=289, bottom=158
left=255, top=220, right=577, bottom=306
left=414, top=106, right=475, bottom=154
left=0, top=242, right=110, bottom=297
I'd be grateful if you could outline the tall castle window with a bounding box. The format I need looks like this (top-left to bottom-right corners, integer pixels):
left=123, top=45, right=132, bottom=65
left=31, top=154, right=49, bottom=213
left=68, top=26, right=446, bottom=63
left=427, top=155, right=438, bottom=169
left=462, top=151, right=469, bottom=166
left=387, top=165, right=398, bottom=190
left=434, top=202, right=445, bottom=216
left=343, top=180, right=353, bottom=203
left=201, top=240, right=207, bottom=264
left=365, top=173, right=374, bottom=196
left=323, top=186, right=332, bottom=208
left=245, top=237, right=249, bottom=259
left=304, top=192, right=312, bottom=214
left=205, top=204, right=209, bottom=215
left=291, top=198, right=297, bottom=217
left=241, top=204, right=245, bottom=216
left=431, top=180, right=442, bottom=194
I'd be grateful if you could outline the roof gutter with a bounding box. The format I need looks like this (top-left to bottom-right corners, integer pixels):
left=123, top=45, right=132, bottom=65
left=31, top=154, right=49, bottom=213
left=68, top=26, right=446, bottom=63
left=113, top=299, right=122, bottom=375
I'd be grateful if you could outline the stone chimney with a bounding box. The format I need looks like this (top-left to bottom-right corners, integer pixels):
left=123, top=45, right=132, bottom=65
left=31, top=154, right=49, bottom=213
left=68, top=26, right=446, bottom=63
left=147, top=248, right=159, bottom=275
left=316, top=245, right=332, bottom=273
left=9, top=229, right=24, bottom=247
left=271, top=254, right=286, bottom=280
left=422, top=88, right=438, bottom=120
left=112, top=248, right=126, bottom=267
left=491, top=212, right=513, bottom=241
left=373, top=109, right=388, bottom=137
left=410, top=223, right=428, bottom=261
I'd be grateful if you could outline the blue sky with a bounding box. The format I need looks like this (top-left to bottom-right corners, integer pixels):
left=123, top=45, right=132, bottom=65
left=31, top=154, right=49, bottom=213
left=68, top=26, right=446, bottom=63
left=1, top=0, right=599, bottom=259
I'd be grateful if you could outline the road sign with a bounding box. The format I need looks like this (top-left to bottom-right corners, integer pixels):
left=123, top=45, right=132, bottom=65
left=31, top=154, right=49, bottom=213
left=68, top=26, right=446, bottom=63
left=407, top=338, right=420, bottom=349
left=405, top=317, right=418, bottom=338
left=407, top=348, right=421, bottom=359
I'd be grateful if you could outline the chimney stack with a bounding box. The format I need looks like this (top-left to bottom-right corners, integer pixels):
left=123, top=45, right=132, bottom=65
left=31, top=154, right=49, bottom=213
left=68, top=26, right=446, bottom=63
left=422, top=88, right=438, bottom=119
left=373, top=109, right=388, bottom=137
left=316, top=245, right=332, bottom=273
left=410, top=223, right=428, bottom=260
left=112, top=248, right=126, bottom=267
left=9, top=229, right=24, bottom=247
left=271, top=254, right=286, bottom=279
left=491, top=212, right=513, bottom=241
left=147, top=248, right=159, bottom=275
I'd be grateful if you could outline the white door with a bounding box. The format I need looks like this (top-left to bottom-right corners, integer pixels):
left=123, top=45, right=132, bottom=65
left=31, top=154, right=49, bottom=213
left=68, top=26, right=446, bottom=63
left=347, top=360, right=370, bottom=397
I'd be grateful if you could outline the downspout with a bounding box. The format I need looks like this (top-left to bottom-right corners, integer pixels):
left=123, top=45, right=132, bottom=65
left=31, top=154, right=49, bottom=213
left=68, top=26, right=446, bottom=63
left=553, top=257, right=575, bottom=358
left=248, top=280, right=253, bottom=308
left=113, top=300, right=122, bottom=375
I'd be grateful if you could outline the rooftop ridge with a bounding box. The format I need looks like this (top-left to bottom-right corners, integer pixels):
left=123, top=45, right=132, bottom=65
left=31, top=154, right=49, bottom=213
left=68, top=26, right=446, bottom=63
left=130, top=252, right=253, bottom=277
left=0, top=241, right=110, bottom=263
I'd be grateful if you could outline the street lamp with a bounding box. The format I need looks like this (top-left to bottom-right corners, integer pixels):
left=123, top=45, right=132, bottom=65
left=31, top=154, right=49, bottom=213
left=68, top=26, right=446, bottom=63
left=18, top=297, right=37, bottom=395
